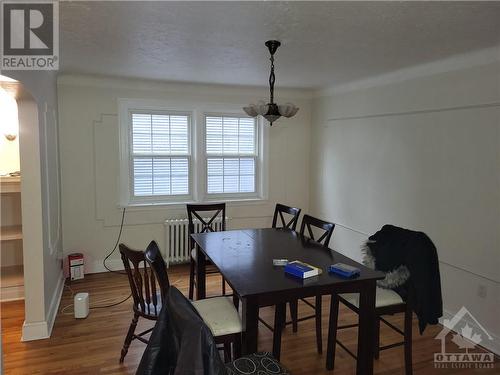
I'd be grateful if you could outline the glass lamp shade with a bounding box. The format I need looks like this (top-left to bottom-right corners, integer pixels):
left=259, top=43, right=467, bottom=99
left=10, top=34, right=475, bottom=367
left=242, top=101, right=299, bottom=124
left=243, top=105, right=259, bottom=117
left=278, top=103, right=299, bottom=118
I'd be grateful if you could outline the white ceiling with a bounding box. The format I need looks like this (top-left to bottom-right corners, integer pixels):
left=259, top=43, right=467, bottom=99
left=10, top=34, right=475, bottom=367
left=60, top=1, right=500, bottom=89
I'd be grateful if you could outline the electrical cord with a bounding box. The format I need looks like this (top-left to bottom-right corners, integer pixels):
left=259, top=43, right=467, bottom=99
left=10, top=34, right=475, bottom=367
left=103, top=207, right=127, bottom=274
left=60, top=207, right=132, bottom=314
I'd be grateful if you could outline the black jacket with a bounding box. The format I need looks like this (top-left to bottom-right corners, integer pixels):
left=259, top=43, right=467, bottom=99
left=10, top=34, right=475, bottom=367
left=368, top=224, right=443, bottom=333
left=136, top=287, right=227, bottom=375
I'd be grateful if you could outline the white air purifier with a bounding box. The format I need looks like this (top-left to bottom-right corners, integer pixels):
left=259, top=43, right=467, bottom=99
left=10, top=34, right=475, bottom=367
left=74, top=292, right=89, bottom=319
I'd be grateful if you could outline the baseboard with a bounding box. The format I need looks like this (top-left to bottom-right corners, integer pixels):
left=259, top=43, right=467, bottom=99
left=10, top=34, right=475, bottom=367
left=22, top=270, right=64, bottom=341
left=87, top=259, right=125, bottom=274
left=0, top=285, right=24, bottom=302
left=441, top=309, right=500, bottom=356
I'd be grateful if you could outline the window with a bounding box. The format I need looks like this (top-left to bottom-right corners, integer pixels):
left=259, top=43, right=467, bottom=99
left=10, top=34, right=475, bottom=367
left=205, top=115, right=257, bottom=196
left=129, top=112, right=191, bottom=202
left=119, top=99, right=267, bottom=206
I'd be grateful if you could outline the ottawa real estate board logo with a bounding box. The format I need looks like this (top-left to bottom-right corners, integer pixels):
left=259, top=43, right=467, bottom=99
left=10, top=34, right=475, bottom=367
left=434, top=307, right=495, bottom=369
left=1, top=1, right=59, bottom=70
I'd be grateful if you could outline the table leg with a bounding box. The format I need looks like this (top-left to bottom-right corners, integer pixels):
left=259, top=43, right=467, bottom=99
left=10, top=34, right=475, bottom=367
left=242, top=297, right=259, bottom=355
left=195, top=244, right=206, bottom=300
left=356, top=280, right=376, bottom=375
left=272, top=302, right=286, bottom=360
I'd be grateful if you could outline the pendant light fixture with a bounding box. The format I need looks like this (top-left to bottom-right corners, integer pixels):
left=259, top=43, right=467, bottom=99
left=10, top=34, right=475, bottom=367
left=243, top=40, right=299, bottom=126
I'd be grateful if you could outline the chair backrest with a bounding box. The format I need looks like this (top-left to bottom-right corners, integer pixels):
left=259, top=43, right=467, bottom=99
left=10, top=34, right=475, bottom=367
left=272, top=203, right=301, bottom=230
left=145, top=240, right=170, bottom=300
left=186, top=203, right=226, bottom=247
left=119, top=243, right=162, bottom=317
left=136, top=286, right=226, bottom=375
left=300, top=214, right=335, bottom=247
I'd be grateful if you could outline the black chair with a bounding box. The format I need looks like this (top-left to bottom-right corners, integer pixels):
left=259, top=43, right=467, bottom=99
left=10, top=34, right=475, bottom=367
left=119, top=243, right=165, bottom=363
left=136, top=286, right=290, bottom=375
left=326, top=284, right=413, bottom=374
left=272, top=203, right=301, bottom=230
left=258, top=204, right=302, bottom=333
left=187, top=203, right=226, bottom=300
left=145, top=240, right=242, bottom=362
left=286, top=215, right=335, bottom=354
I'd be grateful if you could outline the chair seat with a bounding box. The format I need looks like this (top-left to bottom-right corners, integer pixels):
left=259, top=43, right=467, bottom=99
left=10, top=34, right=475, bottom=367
left=191, top=296, right=242, bottom=336
left=225, top=352, right=289, bottom=375
left=340, top=287, right=403, bottom=309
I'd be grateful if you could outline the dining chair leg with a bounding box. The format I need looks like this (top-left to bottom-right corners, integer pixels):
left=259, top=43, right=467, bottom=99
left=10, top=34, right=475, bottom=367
left=189, top=258, right=195, bottom=300
left=120, top=313, right=139, bottom=363
left=374, top=317, right=380, bottom=359
left=233, top=294, right=239, bottom=311
left=234, top=333, right=242, bottom=359
left=223, top=342, right=231, bottom=363
left=289, top=299, right=298, bottom=333
left=404, top=308, right=413, bottom=375
left=273, top=302, right=286, bottom=361
left=315, top=294, right=323, bottom=354
left=222, top=276, right=226, bottom=295
left=326, top=293, right=339, bottom=371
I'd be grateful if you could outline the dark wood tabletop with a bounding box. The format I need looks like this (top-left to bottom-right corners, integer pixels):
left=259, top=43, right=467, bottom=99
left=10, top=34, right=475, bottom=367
left=191, top=227, right=384, bottom=300
left=191, top=227, right=385, bottom=375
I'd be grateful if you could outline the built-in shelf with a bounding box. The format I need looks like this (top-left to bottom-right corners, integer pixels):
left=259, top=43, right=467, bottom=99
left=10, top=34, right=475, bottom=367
left=0, top=225, right=23, bottom=241
left=0, top=176, right=21, bottom=194
left=1, top=265, right=24, bottom=287
left=1, top=265, right=24, bottom=301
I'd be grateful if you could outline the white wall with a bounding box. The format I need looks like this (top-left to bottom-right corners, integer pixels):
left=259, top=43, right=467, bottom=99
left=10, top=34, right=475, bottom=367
left=58, top=75, right=312, bottom=273
left=5, top=71, right=64, bottom=341
left=310, top=59, right=500, bottom=354
left=0, top=137, right=20, bottom=175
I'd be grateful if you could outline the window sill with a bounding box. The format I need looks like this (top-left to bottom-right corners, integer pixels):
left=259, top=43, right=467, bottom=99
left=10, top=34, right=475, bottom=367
left=119, top=197, right=269, bottom=211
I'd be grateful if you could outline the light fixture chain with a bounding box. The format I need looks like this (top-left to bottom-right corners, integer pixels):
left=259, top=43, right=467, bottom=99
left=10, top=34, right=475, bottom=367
left=269, top=54, right=275, bottom=104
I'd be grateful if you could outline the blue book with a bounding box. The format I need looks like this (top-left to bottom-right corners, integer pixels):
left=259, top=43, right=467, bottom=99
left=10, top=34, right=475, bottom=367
left=328, top=263, right=360, bottom=278
left=284, top=261, right=321, bottom=279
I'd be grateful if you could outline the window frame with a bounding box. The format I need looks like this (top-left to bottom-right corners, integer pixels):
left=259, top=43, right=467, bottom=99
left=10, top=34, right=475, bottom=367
left=118, top=99, right=268, bottom=207
left=128, top=109, right=193, bottom=204
left=202, top=112, right=260, bottom=201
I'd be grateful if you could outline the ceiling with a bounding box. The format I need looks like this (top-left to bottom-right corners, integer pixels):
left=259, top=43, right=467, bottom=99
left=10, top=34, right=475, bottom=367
left=60, top=1, right=500, bottom=89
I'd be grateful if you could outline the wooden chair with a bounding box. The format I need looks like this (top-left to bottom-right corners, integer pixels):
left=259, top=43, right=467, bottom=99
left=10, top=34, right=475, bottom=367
left=145, top=240, right=242, bottom=362
left=136, top=286, right=289, bottom=375
left=272, top=203, right=301, bottom=230
left=258, top=203, right=302, bottom=333
left=119, top=243, right=164, bottom=363
left=286, top=214, right=335, bottom=354
left=326, top=289, right=413, bottom=374
left=187, top=203, right=226, bottom=300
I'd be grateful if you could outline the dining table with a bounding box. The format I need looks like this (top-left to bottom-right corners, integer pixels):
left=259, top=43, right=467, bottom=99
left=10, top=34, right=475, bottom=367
left=191, top=227, right=385, bottom=375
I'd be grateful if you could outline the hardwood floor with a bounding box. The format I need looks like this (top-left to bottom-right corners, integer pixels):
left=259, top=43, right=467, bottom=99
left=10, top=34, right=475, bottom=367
left=2, top=265, right=498, bottom=374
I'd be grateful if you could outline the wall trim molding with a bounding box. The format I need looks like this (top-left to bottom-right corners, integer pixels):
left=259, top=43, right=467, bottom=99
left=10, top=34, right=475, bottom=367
left=316, top=46, right=500, bottom=97
left=328, top=221, right=499, bottom=284
left=57, top=74, right=313, bottom=100
left=22, top=270, right=64, bottom=341
left=326, top=101, right=500, bottom=123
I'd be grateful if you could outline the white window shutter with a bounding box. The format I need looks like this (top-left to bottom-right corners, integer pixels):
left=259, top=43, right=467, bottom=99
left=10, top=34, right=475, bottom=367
left=205, top=115, right=257, bottom=194
left=131, top=113, right=190, bottom=197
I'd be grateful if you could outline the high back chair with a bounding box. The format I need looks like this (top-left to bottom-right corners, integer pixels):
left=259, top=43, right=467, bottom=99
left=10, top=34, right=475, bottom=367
left=136, top=286, right=289, bottom=375
left=145, top=240, right=242, bottom=363
left=187, top=203, right=226, bottom=300
left=119, top=243, right=166, bottom=363
left=326, top=289, right=413, bottom=373
left=272, top=203, right=301, bottom=230
left=285, top=214, right=335, bottom=354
